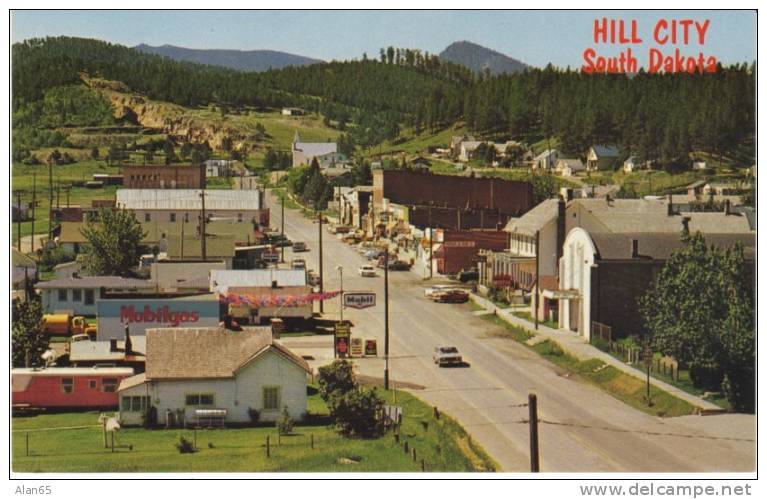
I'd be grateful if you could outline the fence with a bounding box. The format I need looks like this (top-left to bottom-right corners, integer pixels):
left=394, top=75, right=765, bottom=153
left=591, top=321, right=612, bottom=343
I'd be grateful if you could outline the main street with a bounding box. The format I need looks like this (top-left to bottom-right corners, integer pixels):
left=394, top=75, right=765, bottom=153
left=267, top=189, right=755, bottom=472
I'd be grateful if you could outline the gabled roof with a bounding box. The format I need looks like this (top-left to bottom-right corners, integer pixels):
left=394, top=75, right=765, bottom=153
left=504, top=199, right=559, bottom=236
left=534, top=149, right=557, bottom=160
left=590, top=145, right=621, bottom=157
left=167, top=234, right=236, bottom=259
left=294, top=142, right=338, bottom=157
left=589, top=232, right=755, bottom=261
left=142, top=327, right=311, bottom=380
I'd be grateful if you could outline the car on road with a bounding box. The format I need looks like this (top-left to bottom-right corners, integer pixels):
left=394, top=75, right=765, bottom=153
left=425, top=285, right=459, bottom=299
left=458, top=268, right=479, bottom=283
left=292, top=241, right=308, bottom=252
left=433, top=289, right=469, bottom=303
left=291, top=259, right=306, bottom=270
left=364, top=248, right=386, bottom=259
left=433, top=346, right=463, bottom=367
left=376, top=256, right=412, bottom=270
left=358, top=265, right=377, bottom=277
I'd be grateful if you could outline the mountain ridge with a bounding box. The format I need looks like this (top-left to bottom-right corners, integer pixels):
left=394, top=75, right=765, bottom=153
left=439, top=40, right=529, bottom=74
left=134, top=43, right=323, bottom=71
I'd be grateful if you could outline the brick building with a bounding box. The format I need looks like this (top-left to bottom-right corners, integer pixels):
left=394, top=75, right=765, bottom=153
left=433, top=230, right=509, bottom=275
left=123, top=164, right=205, bottom=189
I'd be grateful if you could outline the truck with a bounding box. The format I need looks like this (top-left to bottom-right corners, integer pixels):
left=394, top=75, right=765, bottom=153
left=41, top=314, right=96, bottom=337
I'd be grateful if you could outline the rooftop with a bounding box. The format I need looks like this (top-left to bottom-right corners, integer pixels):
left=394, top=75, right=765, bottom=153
left=141, top=327, right=311, bottom=380
left=211, top=269, right=307, bottom=293
left=116, top=189, right=260, bottom=211
left=504, top=199, right=560, bottom=236
left=166, top=234, right=236, bottom=259
left=590, top=231, right=756, bottom=261
left=36, top=276, right=155, bottom=290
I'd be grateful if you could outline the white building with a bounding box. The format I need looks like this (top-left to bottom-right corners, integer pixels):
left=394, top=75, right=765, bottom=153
left=116, top=189, right=265, bottom=225
left=292, top=132, right=342, bottom=168
left=533, top=149, right=559, bottom=171
left=554, top=158, right=585, bottom=177
left=36, top=276, right=155, bottom=316
left=117, top=327, right=311, bottom=426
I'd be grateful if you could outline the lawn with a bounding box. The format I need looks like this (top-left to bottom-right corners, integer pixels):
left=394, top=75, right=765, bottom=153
left=11, top=387, right=497, bottom=473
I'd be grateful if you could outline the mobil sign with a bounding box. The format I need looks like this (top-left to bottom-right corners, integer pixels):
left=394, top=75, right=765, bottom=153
left=97, top=298, right=220, bottom=340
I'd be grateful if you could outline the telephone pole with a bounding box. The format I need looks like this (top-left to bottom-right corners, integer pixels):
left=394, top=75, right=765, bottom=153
left=428, top=206, right=433, bottom=279
left=31, top=173, right=37, bottom=253
left=384, top=254, right=390, bottom=390
left=15, top=191, right=22, bottom=250
left=280, top=194, right=285, bottom=263
left=48, top=157, right=54, bottom=240
left=318, top=210, right=324, bottom=314
left=529, top=393, right=540, bottom=472
left=534, top=230, right=540, bottom=330
left=200, top=188, right=207, bottom=261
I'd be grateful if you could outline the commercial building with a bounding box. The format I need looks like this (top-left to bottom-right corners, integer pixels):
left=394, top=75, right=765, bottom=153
left=339, top=186, right=372, bottom=229
left=116, top=189, right=267, bottom=226
left=69, top=333, right=147, bottom=373
left=433, top=230, right=509, bottom=275
left=122, top=164, right=204, bottom=189
left=36, top=276, right=155, bottom=316
left=117, top=327, right=311, bottom=426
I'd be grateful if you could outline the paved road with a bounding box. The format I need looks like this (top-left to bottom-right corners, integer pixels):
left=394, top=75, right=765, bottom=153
left=266, top=189, right=755, bottom=473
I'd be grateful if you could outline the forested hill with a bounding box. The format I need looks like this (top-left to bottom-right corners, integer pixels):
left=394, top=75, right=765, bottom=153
left=134, top=44, right=323, bottom=71
left=13, top=37, right=756, bottom=167
left=439, top=41, right=528, bottom=75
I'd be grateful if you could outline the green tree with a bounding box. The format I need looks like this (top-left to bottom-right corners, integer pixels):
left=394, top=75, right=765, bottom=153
left=12, top=299, right=46, bottom=368
left=317, top=360, right=356, bottom=402
left=81, top=208, right=146, bottom=276
left=639, top=232, right=754, bottom=412
left=329, top=387, right=386, bottom=438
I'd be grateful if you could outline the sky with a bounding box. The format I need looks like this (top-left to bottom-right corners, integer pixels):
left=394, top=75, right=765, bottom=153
left=10, top=10, right=756, bottom=68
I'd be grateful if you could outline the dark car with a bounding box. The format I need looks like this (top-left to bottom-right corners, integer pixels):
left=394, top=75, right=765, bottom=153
left=459, top=269, right=479, bottom=283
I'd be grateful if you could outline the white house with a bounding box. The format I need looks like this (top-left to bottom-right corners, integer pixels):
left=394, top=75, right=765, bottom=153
left=692, top=160, right=707, bottom=171
left=292, top=132, right=342, bottom=168
left=533, top=149, right=559, bottom=171
left=281, top=107, right=305, bottom=116
left=586, top=145, right=621, bottom=171
left=554, top=158, right=585, bottom=177
left=117, top=327, right=311, bottom=426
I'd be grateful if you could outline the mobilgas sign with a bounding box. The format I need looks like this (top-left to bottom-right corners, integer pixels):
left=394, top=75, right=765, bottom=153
left=97, top=299, right=220, bottom=340
left=343, top=292, right=376, bottom=309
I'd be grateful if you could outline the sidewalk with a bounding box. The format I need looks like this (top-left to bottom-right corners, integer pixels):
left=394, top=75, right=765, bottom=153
left=469, top=293, right=724, bottom=413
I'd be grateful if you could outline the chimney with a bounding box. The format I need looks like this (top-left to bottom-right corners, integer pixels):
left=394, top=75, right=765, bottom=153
left=124, top=324, right=133, bottom=355
left=109, top=339, right=118, bottom=352
left=631, top=239, right=639, bottom=258
left=724, top=199, right=731, bottom=216
left=556, top=196, right=566, bottom=271
left=667, top=194, right=674, bottom=216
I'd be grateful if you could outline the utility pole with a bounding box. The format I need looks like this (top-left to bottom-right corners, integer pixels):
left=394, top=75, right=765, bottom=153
left=15, top=191, right=22, bottom=251
left=384, top=254, right=390, bottom=390
left=200, top=188, right=207, bottom=261
left=48, top=157, right=54, bottom=241
left=529, top=393, right=540, bottom=472
left=280, top=194, right=285, bottom=263
left=56, top=184, right=60, bottom=213
left=180, top=217, right=185, bottom=260
left=428, top=206, right=433, bottom=279
left=31, top=173, right=36, bottom=253
left=66, top=184, right=70, bottom=207
left=534, top=230, right=540, bottom=330
left=318, top=210, right=324, bottom=314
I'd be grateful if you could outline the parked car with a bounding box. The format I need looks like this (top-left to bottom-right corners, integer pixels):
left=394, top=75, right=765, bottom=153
left=425, top=285, right=459, bottom=299
left=292, top=241, right=308, bottom=252
left=434, top=289, right=469, bottom=303
left=291, top=259, right=306, bottom=270
left=307, top=270, right=321, bottom=286
left=358, top=265, right=377, bottom=277
left=433, top=346, right=463, bottom=367
left=459, top=268, right=479, bottom=283
left=262, top=250, right=280, bottom=264
left=376, top=256, right=411, bottom=270
left=364, top=248, right=386, bottom=259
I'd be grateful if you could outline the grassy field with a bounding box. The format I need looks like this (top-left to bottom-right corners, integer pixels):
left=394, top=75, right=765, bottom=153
left=478, top=313, right=697, bottom=417
left=11, top=387, right=496, bottom=473
left=368, top=124, right=467, bottom=157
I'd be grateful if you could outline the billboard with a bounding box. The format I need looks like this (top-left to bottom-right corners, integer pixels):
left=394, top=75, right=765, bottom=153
left=97, top=299, right=220, bottom=340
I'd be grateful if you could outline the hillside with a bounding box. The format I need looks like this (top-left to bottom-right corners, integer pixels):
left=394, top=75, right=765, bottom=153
left=439, top=41, right=528, bottom=75
left=134, top=43, right=322, bottom=71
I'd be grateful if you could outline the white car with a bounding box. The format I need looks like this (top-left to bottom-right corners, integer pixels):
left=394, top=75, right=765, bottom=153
left=358, top=265, right=377, bottom=277
left=424, top=285, right=458, bottom=299
left=433, top=346, right=463, bottom=367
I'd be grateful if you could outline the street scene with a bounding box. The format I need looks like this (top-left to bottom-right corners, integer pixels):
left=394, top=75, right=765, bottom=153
left=9, top=9, right=756, bottom=480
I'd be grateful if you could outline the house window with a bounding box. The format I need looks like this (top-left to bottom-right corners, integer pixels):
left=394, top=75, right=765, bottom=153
left=185, top=394, right=215, bottom=406
left=102, top=378, right=118, bottom=393
left=89, top=379, right=97, bottom=389
left=61, top=378, right=74, bottom=394
left=84, top=289, right=95, bottom=305
left=170, top=213, right=176, bottom=222
left=263, top=386, right=280, bottom=410
left=123, top=396, right=149, bottom=412
left=144, top=213, right=151, bottom=222
left=73, top=289, right=82, bottom=302
left=58, top=289, right=67, bottom=301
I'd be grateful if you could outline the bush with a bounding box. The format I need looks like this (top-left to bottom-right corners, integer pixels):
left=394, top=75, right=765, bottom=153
left=329, top=387, right=385, bottom=439
left=590, top=336, right=610, bottom=352
left=317, top=360, right=357, bottom=402
left=175, top=436, right=196, bottom=454
left=247, top=407, right=261, bottom=424
left=275, top=406, right=294, bottom=435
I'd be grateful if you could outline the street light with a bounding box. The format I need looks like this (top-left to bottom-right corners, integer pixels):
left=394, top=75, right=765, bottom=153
left=335, top=265, right=344, bottom=323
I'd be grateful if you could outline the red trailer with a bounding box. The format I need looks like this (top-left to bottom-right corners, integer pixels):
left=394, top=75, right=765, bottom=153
left=12, top=367, right=134, bottom=410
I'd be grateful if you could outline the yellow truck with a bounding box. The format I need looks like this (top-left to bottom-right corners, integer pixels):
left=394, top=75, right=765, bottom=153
left=41, top=314, right=96, bottom=337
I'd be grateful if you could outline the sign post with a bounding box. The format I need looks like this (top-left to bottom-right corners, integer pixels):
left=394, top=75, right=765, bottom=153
left=334, top=322, right=351, bottom=359
left=342, top=292, right=376, bottom=309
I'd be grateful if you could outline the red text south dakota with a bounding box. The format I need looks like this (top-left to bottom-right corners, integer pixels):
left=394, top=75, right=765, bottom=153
left=582, top=18, right=718, bottom=74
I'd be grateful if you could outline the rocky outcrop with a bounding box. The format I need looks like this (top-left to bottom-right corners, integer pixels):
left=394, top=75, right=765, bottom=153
left=83, top=76, right=257, bottom=151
